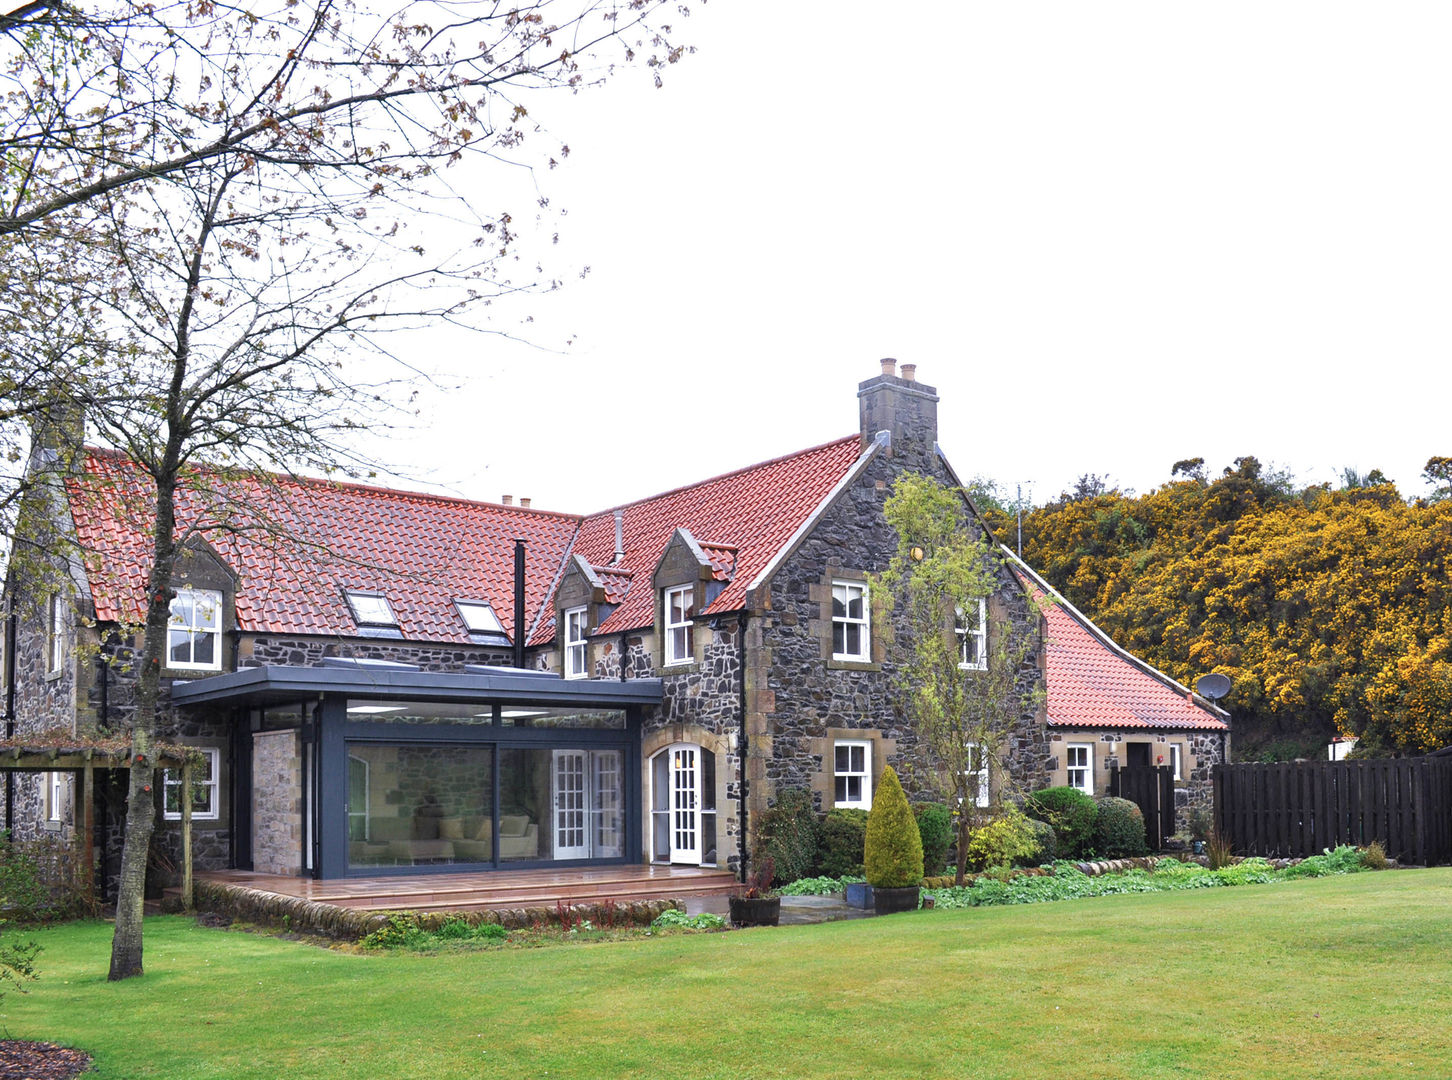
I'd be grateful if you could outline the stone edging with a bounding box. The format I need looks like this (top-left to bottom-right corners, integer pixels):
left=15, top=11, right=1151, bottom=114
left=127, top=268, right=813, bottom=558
left=187, top=881, right=683, bottom=939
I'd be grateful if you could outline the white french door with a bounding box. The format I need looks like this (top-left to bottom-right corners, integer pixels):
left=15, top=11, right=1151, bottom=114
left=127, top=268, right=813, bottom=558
left=554, top=749, right=624, bottom=860
left=651, top=743, right=716, bottom=865
left=553, top=750, right=589, bottom=859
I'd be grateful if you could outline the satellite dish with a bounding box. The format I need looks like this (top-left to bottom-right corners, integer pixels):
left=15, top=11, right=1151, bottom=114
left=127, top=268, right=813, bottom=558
left=1195, top=673, right=1232, bottom=701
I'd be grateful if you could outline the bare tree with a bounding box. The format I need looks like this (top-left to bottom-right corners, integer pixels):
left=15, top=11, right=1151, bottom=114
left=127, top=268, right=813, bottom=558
left=0, top=0, right=695, bottom=980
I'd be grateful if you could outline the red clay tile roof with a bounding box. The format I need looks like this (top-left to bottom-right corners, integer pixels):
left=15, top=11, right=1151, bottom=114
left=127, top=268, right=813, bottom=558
left=594, top=565, right=634, bottom=606
left=700, top=543, right=738, bottom=582
left=1010, top=560, right=1227, bottom=732
left=69, top=449, right=582, bottom=646
left=533, top=436, right=867, bottom=643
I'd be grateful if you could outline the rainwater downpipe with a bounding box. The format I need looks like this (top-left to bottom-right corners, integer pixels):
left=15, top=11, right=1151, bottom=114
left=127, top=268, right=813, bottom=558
left=736, top=611, right=749, bottom=881
left=512, top=540, right=526, bottom=671
left=4, top=598, right=16, bottom=829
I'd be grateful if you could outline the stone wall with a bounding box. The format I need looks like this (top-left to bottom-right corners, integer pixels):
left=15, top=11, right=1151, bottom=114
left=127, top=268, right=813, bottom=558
left=638, top=622, right=745, bottom=873
left=745, top=444, right=1052, bottom=834
left=252, top=729, right=303, bottom=875
left=242, top=635, right=513, bottom=671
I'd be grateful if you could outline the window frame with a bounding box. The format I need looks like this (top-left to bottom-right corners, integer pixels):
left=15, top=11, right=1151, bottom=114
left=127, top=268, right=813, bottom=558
left=1066, top=742, right=1094, bottom=794
left=563, top=606, right=589, bottom=679
left=162, top=747, right=220, bottom=821
left=663, top=585, right=695, bottom=667
left=47, top=594, right=65, bottom=674
left=833, top=739, right=873, bottom=810
left=454, top=600, right=505, bottom=636
left=45, top=771, right=65, bottom=823
left=967, top=743, right=991, bottom=808
left=956, top=598, right=988, bottom=671
left=1169, top=743, right=1183, bottom=782
left=166, top=587, right=224, bottom=672
left=831, top=580, right=871, bottom=662
left=343, top=590, right=399, bottom=629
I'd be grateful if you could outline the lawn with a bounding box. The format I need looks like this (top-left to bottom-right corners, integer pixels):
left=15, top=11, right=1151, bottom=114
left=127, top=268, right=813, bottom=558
left=6, top=868, right=1452, bottom=1079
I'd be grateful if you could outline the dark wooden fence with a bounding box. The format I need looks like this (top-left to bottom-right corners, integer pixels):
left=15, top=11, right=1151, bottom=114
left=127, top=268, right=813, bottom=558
left=1213, top=757, right=1452, bottom=865
left=1108, top=764, right=1175, bottom=850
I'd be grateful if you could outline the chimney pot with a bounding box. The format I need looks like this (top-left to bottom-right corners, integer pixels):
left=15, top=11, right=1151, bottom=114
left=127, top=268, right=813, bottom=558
left=520, top=498, right=531, bottom=509
left=502, top=495, right=513, bottom=506
left=900, top=363, right=916, bottom=383
left=879, top=358, right=897, bottom=377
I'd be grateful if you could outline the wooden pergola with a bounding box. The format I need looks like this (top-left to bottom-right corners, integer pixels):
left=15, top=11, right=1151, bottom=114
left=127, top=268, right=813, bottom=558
left=0, top=736, right=206, bottom=909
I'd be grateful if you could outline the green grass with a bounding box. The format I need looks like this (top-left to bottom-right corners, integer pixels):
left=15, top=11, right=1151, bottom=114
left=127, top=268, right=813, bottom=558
left=7, top=869, right=1452, bottom=1079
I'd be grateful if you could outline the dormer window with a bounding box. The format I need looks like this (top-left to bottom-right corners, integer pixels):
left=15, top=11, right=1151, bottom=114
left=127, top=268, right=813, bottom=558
left=663, top=585, right=694, bottom=667
left=956, top=598, right=987, bottom=671
left=563, top=606, right=588, bottom=679
left=344, top=591, right=399, bottom=635
left=167, top=587, right=223, bottom=671
left=455, top=600, right=509, bottom=645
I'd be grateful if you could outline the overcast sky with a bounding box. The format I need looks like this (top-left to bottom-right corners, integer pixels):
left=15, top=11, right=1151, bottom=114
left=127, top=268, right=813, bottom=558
left=364, top=1, right=1452, bottom=514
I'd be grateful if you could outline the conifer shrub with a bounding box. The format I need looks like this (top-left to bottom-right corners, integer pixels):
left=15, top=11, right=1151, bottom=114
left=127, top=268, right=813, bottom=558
left=863, top=766, right=924, bottom=888
left=1093, top=796, right=1149, bottom=857
left=913, top=802, right=954, bottom=877
left=1024, top=786, right=1099, bottom=859
left=756, top=788, right=820, bottom=884
left=818, top=808, right=869, bottom=878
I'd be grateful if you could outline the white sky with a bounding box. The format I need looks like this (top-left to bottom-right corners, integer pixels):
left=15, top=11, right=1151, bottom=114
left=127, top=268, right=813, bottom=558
left=365, top=1, right=1452, bottom=514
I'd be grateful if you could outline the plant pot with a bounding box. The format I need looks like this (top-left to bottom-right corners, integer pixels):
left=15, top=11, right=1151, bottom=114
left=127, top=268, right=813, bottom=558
left=872, top=885, right=921, bottom=915
left=728, top=896, right=780, bottom=927
left=844, top=882, right=874, bottom=909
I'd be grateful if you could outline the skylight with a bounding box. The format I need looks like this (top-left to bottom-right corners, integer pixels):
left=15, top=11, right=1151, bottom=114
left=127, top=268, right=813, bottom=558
left=344, top=591, right=398, bottom=627
left=455, top=601, right=506, bottom=636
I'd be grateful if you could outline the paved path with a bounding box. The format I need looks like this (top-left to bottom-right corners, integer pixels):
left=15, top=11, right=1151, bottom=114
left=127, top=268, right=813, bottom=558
left=685, top=892, right=873, bottom=925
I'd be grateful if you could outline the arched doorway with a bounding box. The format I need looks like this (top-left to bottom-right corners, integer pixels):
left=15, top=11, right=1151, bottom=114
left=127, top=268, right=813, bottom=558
left=649, top=743, right=717, bottom=866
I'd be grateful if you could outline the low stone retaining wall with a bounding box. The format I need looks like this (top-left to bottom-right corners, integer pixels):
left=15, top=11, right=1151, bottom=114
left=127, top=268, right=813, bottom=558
left=187, top=881, right=683, bottom=939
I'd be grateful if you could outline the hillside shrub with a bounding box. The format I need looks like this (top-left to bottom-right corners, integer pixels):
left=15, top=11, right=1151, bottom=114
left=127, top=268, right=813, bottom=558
left=756, top=788, right=821, bottom=884
left=1093, top=796, right=1148, bottom=857
left=965, top=806, right=1041, bottom=871
left=818, top=809, right=868, bottom=878
left=1024, top=786, right=1098, bottom=859
left=914, top=803, right=954, bottom=877
left=863, top=766, right=923, bottom=888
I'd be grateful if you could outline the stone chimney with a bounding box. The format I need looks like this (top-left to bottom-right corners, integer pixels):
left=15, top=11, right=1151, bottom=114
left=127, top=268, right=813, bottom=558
left=858, top=359, right=938, bottom=460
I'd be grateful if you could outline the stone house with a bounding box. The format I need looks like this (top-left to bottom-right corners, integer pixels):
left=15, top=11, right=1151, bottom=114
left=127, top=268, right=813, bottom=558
left=1, top=362, right=1226, bottom=889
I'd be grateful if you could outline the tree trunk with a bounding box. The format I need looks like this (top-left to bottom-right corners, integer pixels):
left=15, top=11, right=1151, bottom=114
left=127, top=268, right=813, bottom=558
left=107, top=458, right=181, bottom=980
left=108, top=752, right=155, bottom=980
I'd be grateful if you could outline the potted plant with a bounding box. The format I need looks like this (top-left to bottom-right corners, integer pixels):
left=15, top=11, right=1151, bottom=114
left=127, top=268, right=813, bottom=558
left=728, top=856, right=780, bottom=927
left=864, top=765, right=924, bottom=915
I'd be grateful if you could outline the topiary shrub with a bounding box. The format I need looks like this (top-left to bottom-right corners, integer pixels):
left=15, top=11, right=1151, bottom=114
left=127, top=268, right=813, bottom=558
left=965, top=806, right=1041, bottom=871
left=1024, top=786, right=1099, bottom=859
left=1093, top=796, right=1148, bottom=857
left=818, top=808, right=869, bottom=878
left=863, top=766, right=923, bottom=888
left=756, top=788, right=821, bottom=884
left=914, top=802, right=954, bottom=877
left=1021, top=816, right=1057, bottom=865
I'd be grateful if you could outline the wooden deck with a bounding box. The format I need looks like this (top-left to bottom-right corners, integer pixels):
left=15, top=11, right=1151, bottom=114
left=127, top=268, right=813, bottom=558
left=196, top=864, right=739, bottom=914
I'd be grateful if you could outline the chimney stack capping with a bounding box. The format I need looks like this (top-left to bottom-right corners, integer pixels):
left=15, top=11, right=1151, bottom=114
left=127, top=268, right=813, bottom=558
left=502, top=495, right=513, bottom=506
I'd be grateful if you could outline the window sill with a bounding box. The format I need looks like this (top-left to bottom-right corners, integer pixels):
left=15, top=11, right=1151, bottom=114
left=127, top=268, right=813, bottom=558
left=44, top=670, right=65, bottom=683
left=827, top=658, right=880, bottom=673
left=163, top=815, right=220, bottom=823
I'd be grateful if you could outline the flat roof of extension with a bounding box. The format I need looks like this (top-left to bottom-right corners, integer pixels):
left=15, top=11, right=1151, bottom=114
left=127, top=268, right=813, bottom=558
left=168, top=662, right=663, bottom=709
